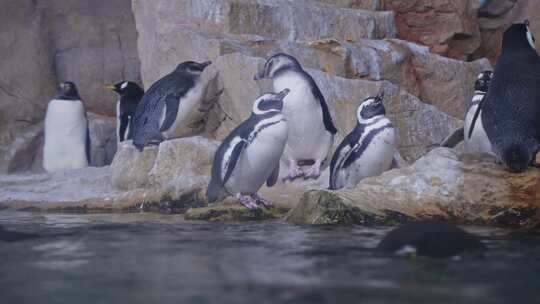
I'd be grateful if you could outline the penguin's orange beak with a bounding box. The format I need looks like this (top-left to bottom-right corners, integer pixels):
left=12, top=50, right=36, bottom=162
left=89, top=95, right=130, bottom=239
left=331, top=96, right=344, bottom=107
left=104, top=84, right=116, bottom=91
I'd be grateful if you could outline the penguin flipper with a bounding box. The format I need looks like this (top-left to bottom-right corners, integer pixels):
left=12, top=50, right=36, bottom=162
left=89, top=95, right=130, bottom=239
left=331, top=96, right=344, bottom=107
left=207, top=178, right=227, bottom=203
left=266, top=163, right=280, bottom=187
left=468, top=97, right=484, bottom=139
left=85, top=118, right=92, bottom=165
left=222, top=138, right=246, bottom=185
left=440, top=127, right=464, bottom=148
left=159, top=94, right=180, bottom=132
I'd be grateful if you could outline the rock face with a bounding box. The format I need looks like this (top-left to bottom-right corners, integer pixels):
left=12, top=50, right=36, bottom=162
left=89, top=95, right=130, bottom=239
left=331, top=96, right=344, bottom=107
left=0, top=0, right=140, bottom=174
left=287, top=148, right=540, bottom=229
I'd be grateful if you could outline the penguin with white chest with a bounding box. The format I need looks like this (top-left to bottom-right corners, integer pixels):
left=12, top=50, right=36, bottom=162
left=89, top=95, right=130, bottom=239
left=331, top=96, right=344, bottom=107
left=131, top=61, right=212, bottom=151
left=254, top=53, right=337, bottom=180
left=479, top=21, right=540, bottom=172
left=329, top=93, right=395, bottom=190
left=105, top=81, right=144, bottom=144
left=43, top=81, right=91, bottom=172
left=464, top=71, right=494, bottom=154
left=207, top=89, right=290, bottom=209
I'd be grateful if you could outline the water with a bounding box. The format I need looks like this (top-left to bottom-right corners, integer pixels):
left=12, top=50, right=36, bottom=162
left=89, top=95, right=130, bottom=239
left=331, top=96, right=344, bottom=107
left=1, top=211, right=539, bottom=304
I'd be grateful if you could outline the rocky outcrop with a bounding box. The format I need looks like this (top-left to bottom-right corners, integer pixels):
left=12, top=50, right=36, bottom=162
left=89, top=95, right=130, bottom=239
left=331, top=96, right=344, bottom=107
left=382, top=0, right=482, bottom=60
left=287, top=148, right=540, bottom=229
left=473, top=0, right=540, bottom=64
left=0, top=0, right=140, bottom=173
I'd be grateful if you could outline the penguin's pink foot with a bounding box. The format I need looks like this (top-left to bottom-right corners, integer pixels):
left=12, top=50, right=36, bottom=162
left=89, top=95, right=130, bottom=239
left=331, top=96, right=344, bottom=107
left=236, top=194, right=259, bottom=210
left=304, top=161, right=322, bottom=179
left=251, top=193, right=273, bottom=208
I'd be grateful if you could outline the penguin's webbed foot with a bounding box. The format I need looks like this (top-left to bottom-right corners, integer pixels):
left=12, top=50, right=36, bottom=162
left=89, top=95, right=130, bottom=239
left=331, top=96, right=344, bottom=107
left=283, top=164, right=304, bottom=182
left=236, top=194, right=259, bottom=210
left=251, top=193, right=273, bottom=209
left=304, top=161, right=322, bottom=180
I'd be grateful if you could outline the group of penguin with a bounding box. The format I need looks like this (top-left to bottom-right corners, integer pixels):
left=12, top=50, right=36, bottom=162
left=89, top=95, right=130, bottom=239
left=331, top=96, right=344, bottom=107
left=43, top=21, right=540, bottom=212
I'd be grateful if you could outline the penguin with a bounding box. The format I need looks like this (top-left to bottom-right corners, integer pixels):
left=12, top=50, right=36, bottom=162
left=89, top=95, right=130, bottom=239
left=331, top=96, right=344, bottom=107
left=43, top=81, right=91, bottom=172
left=376, top=221, right=486, bottom=258
left=464, top=71, right=494, bottom=154
left=207, top=89, right=290, bottom=209
left=131, top=60, right=212, bottom=151
left=479, top=20, right=540, bottom=172
left=105, top=81, right=144, bottom=143
left=254, top=53, right=337, bottom=180
left=329, top=92, right=395, bottom=190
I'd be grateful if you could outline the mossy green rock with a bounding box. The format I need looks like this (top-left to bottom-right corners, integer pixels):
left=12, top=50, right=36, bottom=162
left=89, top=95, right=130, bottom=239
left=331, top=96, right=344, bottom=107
left=286, top=190, right=377, bottom=225
left=185, top=204, right=288, bottom=222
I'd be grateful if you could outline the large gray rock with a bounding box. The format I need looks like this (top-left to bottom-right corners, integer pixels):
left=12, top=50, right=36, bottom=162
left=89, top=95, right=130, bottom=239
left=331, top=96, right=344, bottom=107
left=287, top=148, right=540, bottom=229
left=0, top=0, right=140, bottom=174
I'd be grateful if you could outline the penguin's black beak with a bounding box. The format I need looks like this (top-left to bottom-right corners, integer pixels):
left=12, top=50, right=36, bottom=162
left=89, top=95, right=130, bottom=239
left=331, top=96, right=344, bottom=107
left=276, top=88, right=290, bottom=100
left=200, top=61, right=212, bottom=70
left=376, top=91, right=385, bottom=103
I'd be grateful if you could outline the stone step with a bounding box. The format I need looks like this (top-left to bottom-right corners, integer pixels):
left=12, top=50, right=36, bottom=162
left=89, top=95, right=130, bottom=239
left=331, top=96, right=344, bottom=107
left=134, top=0, right=396, bottom=43
left=310, top=0, right=382, bottom=10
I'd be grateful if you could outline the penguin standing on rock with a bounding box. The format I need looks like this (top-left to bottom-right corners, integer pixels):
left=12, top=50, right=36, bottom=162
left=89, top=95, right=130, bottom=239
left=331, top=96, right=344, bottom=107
left=131, top=61, right=212, bottom=151
left=329, top=93, right=395, bottom=190
left=254, top=53, right=337, bottom=181
left=464, top=71, right=494, bottom=154
left=479, top=21, right=540, bottom=172
left=207, top=89, right=290, bottom=209
left=43, top=82, right=91, bottom=172
left=105, top=81, right=144, bottom=144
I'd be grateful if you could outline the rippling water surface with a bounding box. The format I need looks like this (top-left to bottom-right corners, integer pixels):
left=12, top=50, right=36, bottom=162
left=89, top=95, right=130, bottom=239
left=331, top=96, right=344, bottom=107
left=1, top=211, right=539, bottom=303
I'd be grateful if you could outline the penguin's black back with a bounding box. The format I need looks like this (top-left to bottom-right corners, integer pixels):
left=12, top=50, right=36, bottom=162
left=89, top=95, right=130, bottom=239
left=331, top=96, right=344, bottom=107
left=482, top=24, right=540, bottom=170
left=131, top=69, right=197, bottom=150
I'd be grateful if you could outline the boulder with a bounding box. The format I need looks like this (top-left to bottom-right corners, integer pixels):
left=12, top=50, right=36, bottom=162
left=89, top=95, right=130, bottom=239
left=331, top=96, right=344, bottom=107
left=287, top=148, right=540, bottom=229
left=383, top=0, right=482, bottom=60
left=313, top=0, right=382, bottom=10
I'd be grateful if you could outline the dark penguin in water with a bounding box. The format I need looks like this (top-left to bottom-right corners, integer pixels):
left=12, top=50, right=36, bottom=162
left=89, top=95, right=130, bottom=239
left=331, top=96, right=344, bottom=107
left=377, top=221, right=486, bottom=258
left=254, top=53, right=337, bottom=181
left=477, top=21, right=540, bottom=172
left=43, top=82, right=91, bottom=172
left=105, top=81, right=144, bottom=144
left=207, top=89, right=290, bottom=209
left=131, top=61, right=212, bottom=151
left=329, top=92, right=395, bottom=190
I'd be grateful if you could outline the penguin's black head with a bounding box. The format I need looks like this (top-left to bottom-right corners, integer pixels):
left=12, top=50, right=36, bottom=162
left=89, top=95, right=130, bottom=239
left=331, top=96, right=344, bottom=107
left=357, top=92, right=386, bottom=123
left=57, top=81, right=80, bottom=100
left=105, top=81, right=144, bottom=98
left=254, top=53, right=302, bottom=80
left=500, top=141, right=536, bottom=173
left=502, top=20, right=537, bottom=53
left=252, top=89, right=290, bottom=115
left=175, top=61, right=212, bottom=75
left=474, top=71, right=493, bottom=92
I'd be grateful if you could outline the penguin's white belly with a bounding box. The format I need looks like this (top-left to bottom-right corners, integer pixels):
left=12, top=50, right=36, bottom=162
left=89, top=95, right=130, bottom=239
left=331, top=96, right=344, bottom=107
left=162, top=81, right=204, bottom=138
left=464, top=104, right=493, bottom=154
left=274, top=77, right=332, bottom=161
left=342, top=128, right=395, bottom=189
left=43, top=99, right=88, bottom=172
left=225, top=120, right=288, bottom=195
left=115, top=100, right=130, bottom=143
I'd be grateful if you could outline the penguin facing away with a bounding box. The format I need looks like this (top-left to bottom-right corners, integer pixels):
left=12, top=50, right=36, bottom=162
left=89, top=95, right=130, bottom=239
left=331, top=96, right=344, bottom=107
left=207, top=89, right=290, bottom=209
left=329, top=92, right=395, bottom=190
left=254, top=53, right=337, bottom=181
left=131, top=60, right=212, bottom=151
left=43, top=81, right=91, bottom=172
left=480, top=21, right=540, bottom=172
left=464, top=71, right=494, bottom=154
left=105, top=81, right=144, bottom=143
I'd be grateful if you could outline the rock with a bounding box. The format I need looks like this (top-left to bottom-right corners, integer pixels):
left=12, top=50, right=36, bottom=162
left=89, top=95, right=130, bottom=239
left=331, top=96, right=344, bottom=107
left=110, top=141, right=158, bottom=190
left=473, top=0, right=540, bottom=64
left=0, top=136, right=219, bottom=212
left=286, top=148, right=540, bottom=229
left=87, top=113, right=117, bottom=167
left=313, top=0, right=382, bottom=10
left=0, top=0, right=140, bottom=174
left=185, top=203, right=284, bottom=221
left=0, top=0, right=56, bottom=174
left=383, top=0, right=482, bottom=60
left=132, top=0, right=396, bottom=87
